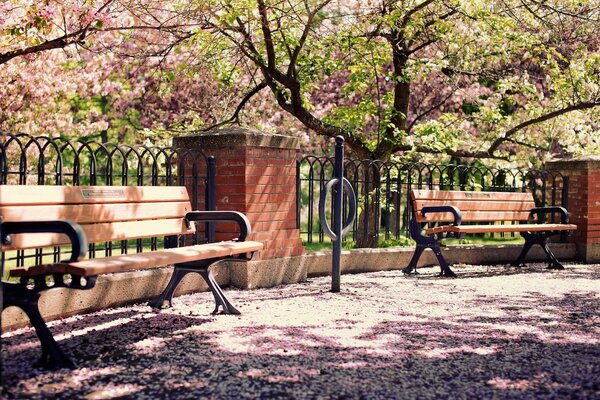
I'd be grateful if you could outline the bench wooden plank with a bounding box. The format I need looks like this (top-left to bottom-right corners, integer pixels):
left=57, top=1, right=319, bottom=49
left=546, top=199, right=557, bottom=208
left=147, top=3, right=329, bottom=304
left=7, top=263, right=71, bottom=277
left=0, top=185, right=190, bottom=205
left=416, top=210, right=534, bottom=223
left=412, top=189, right=533, bottom=202
left=414, top=199, right=535, bottom=212
left=0, top=202, right=193, bottom=223
left=9, top=241, right=264, bottom=277
left=3, top=218, right=196, bottom=251
left=412, top=190, right=537, bottom=223
left=425, top=223, right=578, bottom=235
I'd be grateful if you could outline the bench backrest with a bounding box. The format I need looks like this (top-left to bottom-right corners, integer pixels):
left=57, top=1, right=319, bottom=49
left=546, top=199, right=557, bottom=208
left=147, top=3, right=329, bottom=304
left=0, top=185, right=195, bottom=251
left=411, top=189, right=536, bottom=223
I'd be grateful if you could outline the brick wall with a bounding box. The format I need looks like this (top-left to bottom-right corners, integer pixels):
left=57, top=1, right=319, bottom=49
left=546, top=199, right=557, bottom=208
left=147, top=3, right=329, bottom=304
left=547, top=155, right=600, bottom=262
left=174, top=127, right=304, bottom=260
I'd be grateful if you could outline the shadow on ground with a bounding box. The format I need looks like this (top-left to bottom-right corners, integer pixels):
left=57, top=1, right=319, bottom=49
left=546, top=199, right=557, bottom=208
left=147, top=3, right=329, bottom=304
left=2, top=263, right=599, bottom=399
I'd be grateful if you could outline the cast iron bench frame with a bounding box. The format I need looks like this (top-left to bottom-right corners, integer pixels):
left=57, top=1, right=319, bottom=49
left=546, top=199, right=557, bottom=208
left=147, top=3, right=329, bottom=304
left=402, top=189, right=577, bottom=277
left=1, top=185, right=263, bottom=369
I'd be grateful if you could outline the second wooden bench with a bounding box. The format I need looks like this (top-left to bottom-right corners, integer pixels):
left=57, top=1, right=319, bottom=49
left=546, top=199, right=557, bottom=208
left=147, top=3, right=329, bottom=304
left=1, top=185, right=263, bottom=369
left=403, top=189, right=577, bottom=277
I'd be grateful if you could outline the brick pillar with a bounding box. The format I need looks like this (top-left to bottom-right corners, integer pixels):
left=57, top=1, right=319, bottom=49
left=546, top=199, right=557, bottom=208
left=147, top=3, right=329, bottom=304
left=546, top=155, right=600, bottom=262
left=173, top=127, right=304, bottom=260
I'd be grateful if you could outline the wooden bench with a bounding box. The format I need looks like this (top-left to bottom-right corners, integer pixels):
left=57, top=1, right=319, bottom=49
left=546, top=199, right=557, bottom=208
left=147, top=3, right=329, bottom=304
left=1, top=185, right=263, bottom=369
left=402, top=189, right=577, bottom=277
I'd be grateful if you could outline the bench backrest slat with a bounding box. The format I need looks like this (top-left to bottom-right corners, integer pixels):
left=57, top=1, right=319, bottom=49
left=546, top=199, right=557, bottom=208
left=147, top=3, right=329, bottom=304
left=0, top=185, right=190, bottom=205
left=411, top=189, right=536, bottom=223
left=4, top=219, right=192, bottom=250
left=1, top=202, right=192, bottom=223
left=1, top=185, right=196, bottom=251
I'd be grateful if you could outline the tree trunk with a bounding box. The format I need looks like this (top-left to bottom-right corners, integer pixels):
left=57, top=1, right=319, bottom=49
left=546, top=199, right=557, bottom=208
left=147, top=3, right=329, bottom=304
left=354, top=163, right=381, bottom=248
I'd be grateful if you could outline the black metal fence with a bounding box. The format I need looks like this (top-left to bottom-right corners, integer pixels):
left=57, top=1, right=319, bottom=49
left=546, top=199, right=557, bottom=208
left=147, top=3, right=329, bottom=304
left=1, top=132, right=215, bottom=273
left=297, top=156, right=570, bottom=246
left=1, top=131, right=573, bottom=267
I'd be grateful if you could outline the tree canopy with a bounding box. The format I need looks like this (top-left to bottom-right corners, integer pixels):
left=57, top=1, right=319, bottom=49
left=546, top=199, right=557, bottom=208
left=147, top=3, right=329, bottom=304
left=1, top=0, right=599, bottom=165
left=192, top=0, right=600, bottom=163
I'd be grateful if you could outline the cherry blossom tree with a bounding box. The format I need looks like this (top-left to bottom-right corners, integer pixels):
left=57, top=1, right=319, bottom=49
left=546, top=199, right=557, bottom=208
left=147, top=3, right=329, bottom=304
left=189, top=0, right=600, bottom=163
left=0, top=1, right=230, bottom=142
left=1, top=0, right=599, bottom=159
left=2, top=0, right=599, bottom=248
left=179, top=0, right=599, bottom=247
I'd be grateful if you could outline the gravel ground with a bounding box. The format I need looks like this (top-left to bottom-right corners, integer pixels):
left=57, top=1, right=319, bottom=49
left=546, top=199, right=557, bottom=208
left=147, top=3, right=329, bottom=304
left=2, top=262, right=599, bottom=399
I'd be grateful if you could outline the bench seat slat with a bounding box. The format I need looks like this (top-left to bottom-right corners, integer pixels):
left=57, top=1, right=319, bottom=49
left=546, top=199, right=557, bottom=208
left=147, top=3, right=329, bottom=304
left=9, top=241, right=264, bottom=278
left=3, top=218, right=195, bottom=250
left=425, top=223, right=577, bottom=235
left=0, top=202, right=193, bottom=224
left=7, top=263, right=71, bottom=276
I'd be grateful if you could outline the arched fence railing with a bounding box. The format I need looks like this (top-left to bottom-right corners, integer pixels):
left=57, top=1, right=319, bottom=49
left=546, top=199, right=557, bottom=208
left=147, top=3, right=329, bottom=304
left=297, top=156, right=569, bottom=247
left=1, top=132, right=216, bottom=272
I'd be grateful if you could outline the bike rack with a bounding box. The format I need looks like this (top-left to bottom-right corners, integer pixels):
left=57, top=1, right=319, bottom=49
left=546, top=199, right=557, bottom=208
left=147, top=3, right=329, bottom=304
left=318, top=136, right=357, bottom=292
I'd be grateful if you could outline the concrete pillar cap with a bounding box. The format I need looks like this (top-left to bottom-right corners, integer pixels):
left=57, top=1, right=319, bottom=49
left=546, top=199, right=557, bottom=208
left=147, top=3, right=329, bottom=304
left=174, top=126, right=299, bottom=150
left=547, top=155, right=600, bottom=170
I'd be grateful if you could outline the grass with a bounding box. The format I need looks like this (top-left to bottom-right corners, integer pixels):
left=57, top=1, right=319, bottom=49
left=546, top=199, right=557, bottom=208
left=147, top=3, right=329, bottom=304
left=302, top=233, right=524, bottom=252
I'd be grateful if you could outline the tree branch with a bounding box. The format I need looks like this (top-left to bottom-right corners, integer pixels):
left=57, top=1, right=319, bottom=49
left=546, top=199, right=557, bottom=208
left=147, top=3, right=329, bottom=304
left=200, top=81, right=268, bottom=131
left=0, top=0, right=120, bottom=65
left=288, top=0, right=332, bottom=77
left=401, top=0, right=437, bottom=29
left=257, top=0, right=277, bottom=70
left=530, top=0, right=600, bottom=22
left=0, top=28, right=92, bottom=65
left=407, top=90, right=457, bottom=132
left=487, top=101, right=600, bottom=155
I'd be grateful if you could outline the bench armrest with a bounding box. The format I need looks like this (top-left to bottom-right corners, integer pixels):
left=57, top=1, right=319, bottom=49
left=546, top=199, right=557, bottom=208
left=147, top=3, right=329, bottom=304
left=185, top=211, right=252, bottom=241
left=530, top=206, right=570, bottom=224
left=1, top=220, right=88, bottom=262
left=421, top=205, right=462, bottom=226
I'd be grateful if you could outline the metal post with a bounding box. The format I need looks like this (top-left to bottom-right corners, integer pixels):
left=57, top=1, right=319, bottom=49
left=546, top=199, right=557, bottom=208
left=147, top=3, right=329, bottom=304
left=331, top=136, right=344, bottom=292
left=561, top=175, right=570, bottom=242
left=206, top=156, right=216, bottom=243
left=318, top=136, right=356, bottom=293
left=296, top=160, right=301, bottom=230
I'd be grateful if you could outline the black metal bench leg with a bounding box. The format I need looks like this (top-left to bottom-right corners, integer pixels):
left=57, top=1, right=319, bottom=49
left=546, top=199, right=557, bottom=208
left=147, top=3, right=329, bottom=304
left=542, top=241, right=565, bottom=270
left=27, top=304, right=75, bottom=370
left=513, top=233, right=565, bottom=270
left=149, top=263, right=241, bottom=315
left=403, top=243, right=456, bottom=277
left=512, top=240, right=534, bottom=268
left=402, top=245, right=425, bottom=275
left=432, top=243, right=456, bottom=277
left=405, top=216, right=456, bottom=277
left=198, top=268, right=240, bottom=315
left=3, top=283, right=75, bottom=370
left=149, top=267, right=192, bottom=309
